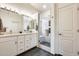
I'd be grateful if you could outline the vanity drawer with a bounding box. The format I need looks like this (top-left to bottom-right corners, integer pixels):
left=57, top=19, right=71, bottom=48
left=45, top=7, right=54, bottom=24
left=17, top=36, right=25, bottom=54
left=18, top=43, right=24, bottom=48
left=18, top=36, right=24, bottom=45
left=25, top=40, right=31, bottom=46
left=18, top=36, right=24, bottom=40
left=25, top=40, right=31, bottom=50
left=18, top=39, right=24, bottom=44
left=25, top=35, right=31, bottom=40
left=25, top=44, right=31, bottom=50
left=18, top=47, right=24, bottom=54
left=0, top=37, right=17, bottom=43
left=18, top=40, right=24, bottom=51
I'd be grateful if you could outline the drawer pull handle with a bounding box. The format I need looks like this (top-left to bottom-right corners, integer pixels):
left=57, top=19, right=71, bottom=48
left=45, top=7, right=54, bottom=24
left=20, top=42, right=23, bottom=43
left=20, top=49, right=23, bottom=50
left=58, top=33, right=62, bottom=35
left=15, top=41, right=17, bottom=44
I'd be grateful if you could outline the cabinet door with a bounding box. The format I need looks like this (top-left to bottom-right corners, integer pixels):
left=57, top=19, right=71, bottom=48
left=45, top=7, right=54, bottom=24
left=31, top=34, right=37, bottom=47
left=17, top=36, right=24, bottom=54
left=0, top=37, right=17, bottom=56
left=8, top=37, right=18, bottom=56
left=25, top=35, right=31, bottom=51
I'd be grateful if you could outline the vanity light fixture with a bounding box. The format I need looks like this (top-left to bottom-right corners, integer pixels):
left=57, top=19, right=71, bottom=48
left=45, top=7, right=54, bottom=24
left=42, top=4, right=47, bottom=9
left=6, top=7, right=10, bottom=10
left=0, top=5, right=5, bottom=8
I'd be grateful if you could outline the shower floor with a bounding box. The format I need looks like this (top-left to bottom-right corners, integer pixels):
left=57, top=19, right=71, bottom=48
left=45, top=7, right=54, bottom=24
left=40, top=41, right=50, bottom=47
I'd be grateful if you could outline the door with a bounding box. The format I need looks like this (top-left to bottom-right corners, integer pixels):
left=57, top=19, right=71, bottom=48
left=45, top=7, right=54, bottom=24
left=58, top=4, right=77, bottom=56
left=0, top=37, right=17, bottom=56
left=8, top=37, right=18, bottom=56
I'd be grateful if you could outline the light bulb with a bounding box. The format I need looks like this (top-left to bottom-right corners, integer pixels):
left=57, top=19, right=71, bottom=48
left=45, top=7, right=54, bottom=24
left=43, top=5, right=47, bottom=9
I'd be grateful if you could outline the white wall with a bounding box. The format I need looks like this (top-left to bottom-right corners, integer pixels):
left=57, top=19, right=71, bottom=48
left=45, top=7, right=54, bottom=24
left=57, top=3, right=72, bottom=8
left=0, top=8, right=23, bottom=33
left=40, top=10, right=50, bottom=19
left=50, top=4, right=55, bottom=54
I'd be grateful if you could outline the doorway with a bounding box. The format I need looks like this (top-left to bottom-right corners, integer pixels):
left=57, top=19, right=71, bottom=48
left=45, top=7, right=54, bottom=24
left=38, top=10, right=51, bottom=52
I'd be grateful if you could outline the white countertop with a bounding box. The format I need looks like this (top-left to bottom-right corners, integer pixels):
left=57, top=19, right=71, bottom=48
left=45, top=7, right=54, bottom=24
left=0, top=32, right=38, bottom=37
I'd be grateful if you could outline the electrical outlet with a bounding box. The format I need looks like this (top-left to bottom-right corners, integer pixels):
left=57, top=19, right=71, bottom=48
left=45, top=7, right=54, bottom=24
left=77, top=52, right=79, bottom=55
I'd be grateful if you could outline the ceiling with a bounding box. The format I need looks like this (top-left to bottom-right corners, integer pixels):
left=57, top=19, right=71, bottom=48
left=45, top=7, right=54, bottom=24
left=7, top=3, right=52, bottom=13
left=5, top=3, right=38, bottom=14
left=0, top=3, right=52, bottom=16
left=30, top=3, right=52, bottom=12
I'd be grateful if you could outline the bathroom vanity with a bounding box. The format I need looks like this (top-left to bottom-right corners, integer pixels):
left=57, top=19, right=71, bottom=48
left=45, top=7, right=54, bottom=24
left=0, top=32, right=38, bottom=56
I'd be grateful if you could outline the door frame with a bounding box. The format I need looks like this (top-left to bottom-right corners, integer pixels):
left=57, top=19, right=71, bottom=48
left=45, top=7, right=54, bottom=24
left=38, top=4, right=56, bottom=54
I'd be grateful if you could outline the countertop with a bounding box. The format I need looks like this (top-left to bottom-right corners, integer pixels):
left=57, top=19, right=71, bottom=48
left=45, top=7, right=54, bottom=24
left=0, top=32, right=38, bottom=37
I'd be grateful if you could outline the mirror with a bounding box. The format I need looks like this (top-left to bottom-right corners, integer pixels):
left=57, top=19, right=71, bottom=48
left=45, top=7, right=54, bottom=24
left=23, top=15, right=38, bottom=32
left=0, top=18, right=3, bottom=31
left=0, top=7, right=38, bottom=33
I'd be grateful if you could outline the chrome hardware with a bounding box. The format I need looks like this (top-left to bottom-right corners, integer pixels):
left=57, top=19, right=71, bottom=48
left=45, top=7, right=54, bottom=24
left=15, top=41, right=17, bottom=44
left=20, top=49, right=23, bottom=50
left=20, top=42, right=23, bottom=44
left=58, top=33, right=62, bottom=35
left=77, top=52, right=79, bottom=55
left=77, top=29, right=79, bottom=32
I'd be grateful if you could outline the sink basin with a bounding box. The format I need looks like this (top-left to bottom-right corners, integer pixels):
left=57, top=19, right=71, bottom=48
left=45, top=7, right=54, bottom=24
left=0, top=32, right=5, bottom=35
left=0, top=33, right=4, bottom=35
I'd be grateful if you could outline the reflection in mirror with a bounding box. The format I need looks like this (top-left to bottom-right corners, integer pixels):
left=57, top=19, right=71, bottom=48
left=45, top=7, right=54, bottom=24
left=0, top=18, right=3, bottom=32
left=23, top=15, right=38, bottom=32
left=0, top=8, right=23, bottom=33
left=0, top=7, right=38, bottom=34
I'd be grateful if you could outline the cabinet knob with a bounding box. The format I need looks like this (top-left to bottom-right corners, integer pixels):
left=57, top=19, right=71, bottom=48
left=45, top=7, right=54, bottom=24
left=20, top=49, right=23, bottom=50
left=20, top=42, right=23, bottom=44
left=15, top=41, right=17, bottom=44
left=58, top=33, right=62, bottom=35
left=77, top=29, right=79, bottom=32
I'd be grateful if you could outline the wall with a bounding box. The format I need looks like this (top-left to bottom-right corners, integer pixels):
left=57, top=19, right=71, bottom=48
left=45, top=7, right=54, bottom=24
left=40, top=10, right=50, bottom=19
left=57, top=3, right=72, bottom=8
left=50, top=4, right=55, bottom=54
left=0, top=8, right=23, bottom=33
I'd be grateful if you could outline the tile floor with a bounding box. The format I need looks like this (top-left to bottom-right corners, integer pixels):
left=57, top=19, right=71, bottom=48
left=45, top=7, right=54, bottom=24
left=18, top=47, right=62, bottom=56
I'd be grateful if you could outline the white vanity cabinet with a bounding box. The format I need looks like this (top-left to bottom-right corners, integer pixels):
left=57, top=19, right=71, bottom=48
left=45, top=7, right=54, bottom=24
left=0, top=36, right=17, bottom=56
left=31, top=33, right=38, bottom=47
left=17, top=35, right=25, bottom=54
left=24, top=33, right=38, bottom=51
left=0, top=33, right=38, bottom=56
